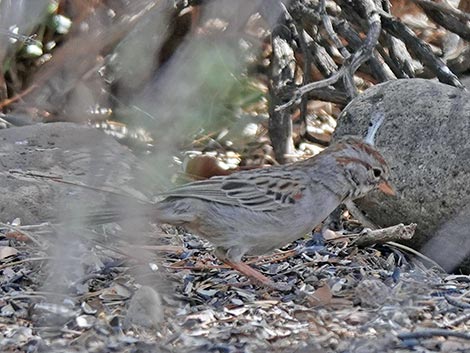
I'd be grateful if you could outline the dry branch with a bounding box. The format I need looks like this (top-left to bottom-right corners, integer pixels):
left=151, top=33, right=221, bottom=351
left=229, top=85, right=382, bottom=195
left=275, top=0, right=466, bottom=113
left=352, top=223, right=417, bottom=247
left=276, top=0, right=383, bottom=111
left=381, top=15, right=464, bottom=88
left=398, top=328, right=470, bottom=341
left=269, top=6, right=297, bottom=163
left=415, top=0, right=470, bottom=41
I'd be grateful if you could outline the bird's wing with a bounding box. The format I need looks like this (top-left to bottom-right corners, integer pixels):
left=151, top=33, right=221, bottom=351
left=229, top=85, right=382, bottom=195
left=159, top=168, right=308, bottom=212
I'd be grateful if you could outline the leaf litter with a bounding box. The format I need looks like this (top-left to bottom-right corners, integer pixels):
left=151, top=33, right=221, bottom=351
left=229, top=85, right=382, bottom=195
left=1, top=218, right=470, bottom=353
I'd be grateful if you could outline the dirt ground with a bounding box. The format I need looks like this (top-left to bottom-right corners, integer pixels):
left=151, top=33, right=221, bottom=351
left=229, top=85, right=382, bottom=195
left=2, top=219, right=470, bottom=353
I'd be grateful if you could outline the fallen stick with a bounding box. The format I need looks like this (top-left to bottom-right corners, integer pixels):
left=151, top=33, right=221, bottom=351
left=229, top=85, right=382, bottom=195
left=352, top=223, right=417, bottom=247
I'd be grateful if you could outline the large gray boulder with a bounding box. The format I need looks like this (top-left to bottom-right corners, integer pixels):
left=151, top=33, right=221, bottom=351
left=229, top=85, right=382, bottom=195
left=0, top=123, right=147, bottom=224
left=334, top=78, right=470, bottom=272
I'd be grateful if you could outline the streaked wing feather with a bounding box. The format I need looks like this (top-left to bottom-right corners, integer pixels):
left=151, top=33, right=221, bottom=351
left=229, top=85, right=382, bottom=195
left=160, top=169, right=308, bottom=211
left=158, top=178, right=241, bottom=206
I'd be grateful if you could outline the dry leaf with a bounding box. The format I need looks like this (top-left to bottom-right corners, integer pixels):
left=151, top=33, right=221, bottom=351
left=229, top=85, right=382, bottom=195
left=308, top=284, right=333, bottom=306
left=322, top=229, right=340, bottom=240
left=0, top=246, right=18, bottom=260
left=184, top=155, right=233, bottom=180
left=5, top=231, right=30, bottom=242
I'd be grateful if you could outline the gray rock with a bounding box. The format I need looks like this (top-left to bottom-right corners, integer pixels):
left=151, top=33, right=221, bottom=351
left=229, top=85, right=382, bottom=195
left=354, top=279, right=391, bottom=308
left=0, top=122, right=147, bottom=224
left=334, top=78, right=470, bottom=271
left=125, top=286, right=163, bottom=328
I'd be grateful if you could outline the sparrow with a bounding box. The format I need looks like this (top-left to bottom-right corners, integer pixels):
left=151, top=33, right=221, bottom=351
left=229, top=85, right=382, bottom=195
left=124, top=136, right=394, bottom=289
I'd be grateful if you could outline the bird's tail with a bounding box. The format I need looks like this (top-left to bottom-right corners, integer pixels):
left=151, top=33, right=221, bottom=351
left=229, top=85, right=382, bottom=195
left=55, top=197, right=158, bottom=228
left=19, top=172, right=161, bottom=227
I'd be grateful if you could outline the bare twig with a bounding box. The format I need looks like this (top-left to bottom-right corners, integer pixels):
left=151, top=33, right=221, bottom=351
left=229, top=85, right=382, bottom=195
left=320, top=0, right=350, bottom=59
left=0, top=222, right=50, bottom=231
left=309, top=35, right=338, bottom=78
left=381, top=15, right=463, bottom=88
left=342, top=4, right=382, bottom=96
left=380, top=1, right=418, bottom=78
left=333, top=18, right=395, bottom=82
left=0, top=222, right=43, bottom=247
left=376, top=41, right=410, bottom=79
left=293, top=23, right=312, bottom=140
left=0, top=256, right=51, bottom=270
left=398, top=328, right=470, bottom=340
left=276, top=0, right=382, bottom=111
left=411, top=0, right=470, bottom=22
left=8, top=169, right=152, bottom=204
left=352, top=223, right=416, bottom=247
left=269, top=4, right=296, bottom=163
left=306, top=87, right=348, bottom=105
left=385, top=242, right=446, bottom=272
left=445, top=294, right=470, bottom=310
left=447, top=312, right=470, bottom=327
left=275, top=67, right=345, bottom=112
left=0, top=84, right=38, bottom=109
left=412, top=0, right=470, bottom=41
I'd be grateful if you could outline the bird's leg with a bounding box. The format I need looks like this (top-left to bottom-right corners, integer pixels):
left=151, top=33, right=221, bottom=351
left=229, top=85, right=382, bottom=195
left=321, top=204, right=344, bottom=234
left=216, top=246, right=290, bottom=291
left=245, top=249, right=298, bottom=265
left=344, top=200, right=378, bottom=229
left=222, top=259, right=289, bottom=291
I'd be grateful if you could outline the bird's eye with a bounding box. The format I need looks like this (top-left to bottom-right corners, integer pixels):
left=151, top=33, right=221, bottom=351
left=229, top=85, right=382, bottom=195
left=372, top=168, right=382, bottom=178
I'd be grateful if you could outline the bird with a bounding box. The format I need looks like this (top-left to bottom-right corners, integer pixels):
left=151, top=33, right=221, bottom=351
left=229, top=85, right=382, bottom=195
left=117, top=136, right=393, bottom=290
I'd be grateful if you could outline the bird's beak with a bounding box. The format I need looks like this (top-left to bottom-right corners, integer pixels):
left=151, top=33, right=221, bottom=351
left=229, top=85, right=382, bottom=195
left=378, top=180, right=395, bottom=196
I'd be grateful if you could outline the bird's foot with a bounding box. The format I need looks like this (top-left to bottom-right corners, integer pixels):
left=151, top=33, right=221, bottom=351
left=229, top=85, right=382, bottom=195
left=246, top=249, right=297, bottom=265
left=223, top=259, right=292, bottom=292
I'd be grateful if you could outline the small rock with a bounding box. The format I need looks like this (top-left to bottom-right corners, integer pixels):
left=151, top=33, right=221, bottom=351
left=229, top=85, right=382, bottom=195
left=125, top=286, right=163, bottom=328
left=81, top=302, right=97, bottom=315
left=76, top=315, right=96, bottom=329
left=355, top=279, right=390, bottom=308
